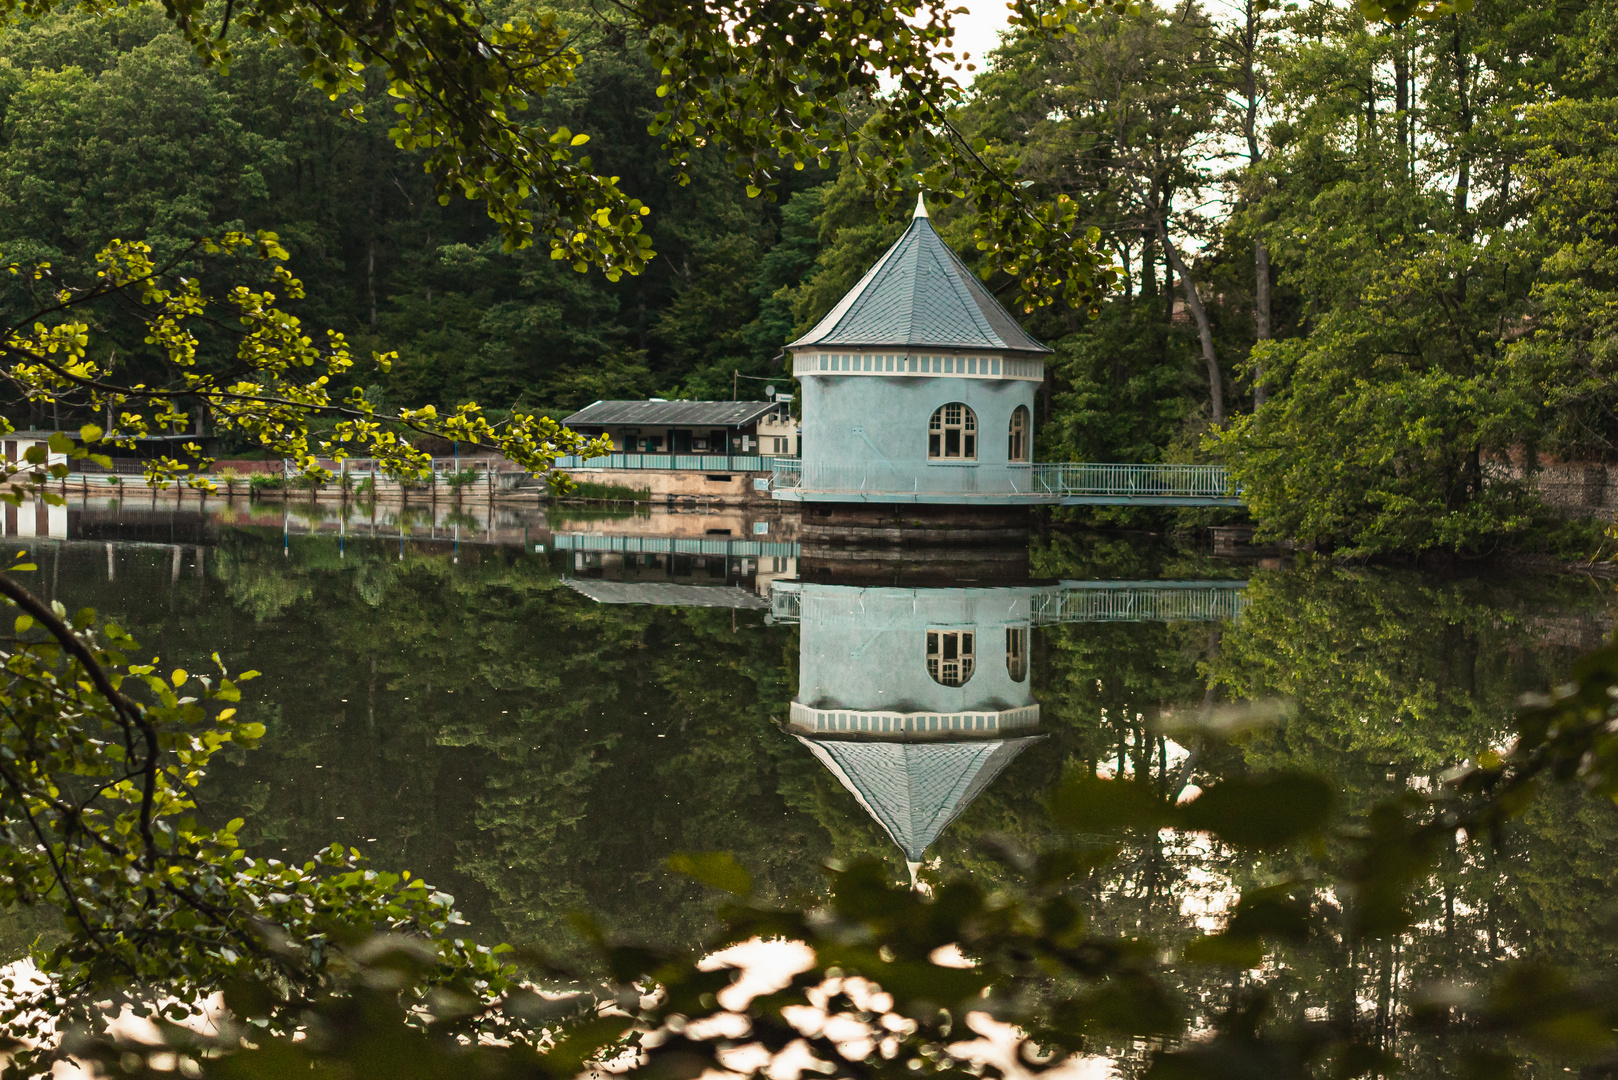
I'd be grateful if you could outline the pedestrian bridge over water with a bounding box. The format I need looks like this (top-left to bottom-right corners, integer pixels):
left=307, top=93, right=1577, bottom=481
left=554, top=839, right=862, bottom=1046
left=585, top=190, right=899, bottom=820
left=546, top=455, right=1242, bottom=507
left=769, top=461, right=1242, bottom=507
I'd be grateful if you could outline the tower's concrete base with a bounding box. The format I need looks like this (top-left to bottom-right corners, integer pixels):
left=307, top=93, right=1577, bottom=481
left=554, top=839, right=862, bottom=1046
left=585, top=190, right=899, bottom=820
left=798, top=503, right=1030, bottom=546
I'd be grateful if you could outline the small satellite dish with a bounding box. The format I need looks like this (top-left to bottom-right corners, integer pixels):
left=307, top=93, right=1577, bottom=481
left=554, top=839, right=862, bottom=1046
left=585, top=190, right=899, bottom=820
left=764, top=385, right=776, bottom=398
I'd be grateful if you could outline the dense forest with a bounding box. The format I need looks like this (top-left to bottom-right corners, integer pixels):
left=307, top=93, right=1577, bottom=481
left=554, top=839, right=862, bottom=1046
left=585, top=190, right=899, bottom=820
left=1, top=0, right=1614, bottom=554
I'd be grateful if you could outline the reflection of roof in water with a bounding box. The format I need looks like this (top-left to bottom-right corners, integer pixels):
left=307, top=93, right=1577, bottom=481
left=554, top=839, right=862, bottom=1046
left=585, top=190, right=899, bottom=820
left=796, top=734, right=1044, bottom=861
left=564, top=578, right=769, bottom=609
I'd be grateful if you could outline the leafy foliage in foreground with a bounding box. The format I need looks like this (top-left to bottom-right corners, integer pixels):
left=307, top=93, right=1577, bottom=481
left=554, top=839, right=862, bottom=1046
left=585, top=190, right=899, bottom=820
left=0, top=569, right=516, bottom=1070
left=0, top=237, right=611, bottom=494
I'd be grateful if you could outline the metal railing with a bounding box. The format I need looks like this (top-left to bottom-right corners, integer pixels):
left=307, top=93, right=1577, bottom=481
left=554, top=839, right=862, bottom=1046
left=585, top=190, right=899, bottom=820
left=1033, top=463, right=1235, bottom=499
left=554, top=453, right=781, bottom=472
left=769, top=459, right=1238, bottom=501
left=770, top=460, right=1032, bottom=495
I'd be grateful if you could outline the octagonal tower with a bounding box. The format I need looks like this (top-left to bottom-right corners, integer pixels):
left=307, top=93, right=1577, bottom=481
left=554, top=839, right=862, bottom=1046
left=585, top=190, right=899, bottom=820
left=783, top=196, right=1051, bottom=504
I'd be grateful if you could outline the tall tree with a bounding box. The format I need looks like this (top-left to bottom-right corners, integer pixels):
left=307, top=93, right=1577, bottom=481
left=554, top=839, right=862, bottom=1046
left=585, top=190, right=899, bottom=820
left=964, top=1, right=1226, bottom=428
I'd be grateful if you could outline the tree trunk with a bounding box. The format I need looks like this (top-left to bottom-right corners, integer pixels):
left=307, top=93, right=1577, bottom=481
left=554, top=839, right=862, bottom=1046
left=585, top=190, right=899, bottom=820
left=367, top=182, right=379, bottom=328
left=1253, top=238, right=1271, bottom=406
left=1159, top=225, right=1225, bottom=425
left=1365, top=76, right=1376, bottom=144
left=1452, top=13, right=1474, bottom=275
left=1394, top=28, right=1410, bottom=167
left=1238, top=0, right=1270, bottom=409
left=1141, top=228, right=1158, bottom=298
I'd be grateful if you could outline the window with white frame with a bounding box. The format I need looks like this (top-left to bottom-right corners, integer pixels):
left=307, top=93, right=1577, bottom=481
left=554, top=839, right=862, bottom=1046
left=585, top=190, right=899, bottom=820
left=1008, top=405, right=1030, bottom=462
left=929, top=403, right=977, bottom=460
left=927, top=629, right=975, bottom=686
left=1006, top=627, right=1028, bottom=682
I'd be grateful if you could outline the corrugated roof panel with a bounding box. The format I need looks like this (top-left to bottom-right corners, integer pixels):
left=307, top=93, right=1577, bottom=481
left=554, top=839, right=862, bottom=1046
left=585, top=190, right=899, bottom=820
left=788, top=213, right=1050, bottom=355
left=563, top=579, right=771, bottom=609
left=564, top=400, right=781, bottom=427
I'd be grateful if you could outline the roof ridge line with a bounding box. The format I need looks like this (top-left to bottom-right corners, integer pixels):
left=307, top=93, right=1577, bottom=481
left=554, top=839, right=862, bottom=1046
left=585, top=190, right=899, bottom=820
left=807, top=221, right=913, bottom=343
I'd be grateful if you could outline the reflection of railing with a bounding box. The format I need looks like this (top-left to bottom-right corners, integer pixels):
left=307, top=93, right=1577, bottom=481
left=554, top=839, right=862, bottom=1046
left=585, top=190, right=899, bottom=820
left=551, top=534, right=797, bottom=558
left=554, top=453, right=780, bottom=472
left=767, top=580, right=1247, bottom=625
left=1032, top=581, right=1248, bottom=624
left=768, top=460, right=1239, bottom=502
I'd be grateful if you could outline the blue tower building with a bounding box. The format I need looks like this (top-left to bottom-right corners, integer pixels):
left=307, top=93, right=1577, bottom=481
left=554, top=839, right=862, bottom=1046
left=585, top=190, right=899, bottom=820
left=777, top=196, right=1051, bottom=505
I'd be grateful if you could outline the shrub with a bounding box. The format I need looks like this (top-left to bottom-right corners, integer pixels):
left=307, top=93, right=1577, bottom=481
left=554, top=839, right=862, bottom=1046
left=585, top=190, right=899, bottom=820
left=445, top=467, right=482, bottom=492
left=561, top=480, right=651, bottom=502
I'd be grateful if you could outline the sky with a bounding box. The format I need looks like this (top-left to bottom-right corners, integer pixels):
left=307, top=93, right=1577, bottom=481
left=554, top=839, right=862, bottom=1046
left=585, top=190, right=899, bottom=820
left=943, top=1, right=1017, bottom=84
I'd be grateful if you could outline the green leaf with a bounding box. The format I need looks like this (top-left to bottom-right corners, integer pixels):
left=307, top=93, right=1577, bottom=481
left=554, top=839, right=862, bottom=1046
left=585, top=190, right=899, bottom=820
left=1180, top=934, right=1263, bottom=967
left=542, top=1016, right=635, bottom=1074
left=222, top=976, right=278, bottom=1018
left=1178, top=773, right=1334, bottom=849
left=667, top=851, right=752, bottom=895
left=12, top=615, right=31, bottom=633
left=1223, top=885, right=1310, bottom=941
left=79, top=424, right=104, bottom=444
left=1048, top=774, right=1172, bottom=832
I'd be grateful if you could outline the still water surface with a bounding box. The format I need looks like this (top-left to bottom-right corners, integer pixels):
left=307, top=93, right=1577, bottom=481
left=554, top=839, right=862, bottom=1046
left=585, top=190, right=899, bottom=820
left=24, top=495, right=1618, bottom=1070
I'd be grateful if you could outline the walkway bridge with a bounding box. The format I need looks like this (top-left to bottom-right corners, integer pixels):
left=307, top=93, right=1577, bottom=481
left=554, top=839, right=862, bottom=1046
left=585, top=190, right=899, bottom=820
left=767, top=579, right=1248, bottom=625
left=768, top=461, right=1241, bottom=507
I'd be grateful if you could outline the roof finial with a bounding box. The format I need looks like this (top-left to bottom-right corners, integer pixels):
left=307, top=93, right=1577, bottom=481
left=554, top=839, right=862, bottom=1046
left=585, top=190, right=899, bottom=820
left=913, top=192, right=929, bottom=219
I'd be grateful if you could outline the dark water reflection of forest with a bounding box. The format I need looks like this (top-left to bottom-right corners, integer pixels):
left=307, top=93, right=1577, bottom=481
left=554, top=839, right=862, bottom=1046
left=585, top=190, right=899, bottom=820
left=23, top=501, right=1618, bottom=1076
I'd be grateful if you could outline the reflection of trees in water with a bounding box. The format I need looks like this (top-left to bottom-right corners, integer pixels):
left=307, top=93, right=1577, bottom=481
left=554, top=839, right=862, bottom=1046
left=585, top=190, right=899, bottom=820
left=961, top=544, right=1618, bottom=1072
left=38, top=534, right=1618, bottom=1069
left=1169, top=566, right=1616, bottom=1073
left=52, top=532, right=822, bottom=960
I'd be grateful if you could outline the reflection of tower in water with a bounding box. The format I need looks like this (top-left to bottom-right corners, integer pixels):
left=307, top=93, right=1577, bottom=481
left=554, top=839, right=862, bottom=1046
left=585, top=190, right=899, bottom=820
left=782, top=583, right=1046, bottom=879
left=776, top=575, right=1248, bottom=877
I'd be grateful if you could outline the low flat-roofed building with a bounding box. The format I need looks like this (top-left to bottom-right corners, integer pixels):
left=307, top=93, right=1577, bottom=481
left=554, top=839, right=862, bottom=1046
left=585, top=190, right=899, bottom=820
left=564, top=399, right=796, bottom=456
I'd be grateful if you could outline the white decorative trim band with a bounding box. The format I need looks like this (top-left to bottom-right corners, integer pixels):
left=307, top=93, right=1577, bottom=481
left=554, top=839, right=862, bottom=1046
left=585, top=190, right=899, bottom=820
left=792, top=350, right=1043, bottom=382
left=788, top=701, right=1041, bottom=734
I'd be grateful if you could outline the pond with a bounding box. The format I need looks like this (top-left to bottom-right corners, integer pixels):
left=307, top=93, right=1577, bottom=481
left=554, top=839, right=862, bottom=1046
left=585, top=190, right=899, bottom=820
left=15, top=493, right=1618, bottom=1074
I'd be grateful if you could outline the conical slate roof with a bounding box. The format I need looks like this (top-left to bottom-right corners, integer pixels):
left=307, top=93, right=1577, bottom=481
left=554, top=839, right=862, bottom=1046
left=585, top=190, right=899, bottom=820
left=796, top=734, right=1045, bottom=861
left=788, top=197, right=1051, bottom=356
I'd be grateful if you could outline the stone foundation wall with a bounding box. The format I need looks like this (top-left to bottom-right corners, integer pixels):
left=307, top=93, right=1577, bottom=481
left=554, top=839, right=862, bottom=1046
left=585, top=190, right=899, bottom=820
left=1486, top=462, right=1618, bottom=517
left=562, top=467, right=773, bottom=505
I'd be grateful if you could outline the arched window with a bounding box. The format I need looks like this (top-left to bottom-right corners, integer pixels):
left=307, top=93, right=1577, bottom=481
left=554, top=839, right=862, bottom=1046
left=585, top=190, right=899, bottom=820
left=1006, top=627, right=1028, bottom=682
left=1008, top=406, right=1030, bottom=463
left=927, top=630, right=975, bottom=687
left=929, top=403, right=977, bottom=460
